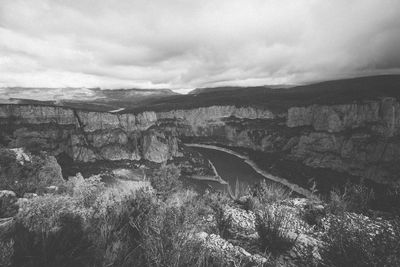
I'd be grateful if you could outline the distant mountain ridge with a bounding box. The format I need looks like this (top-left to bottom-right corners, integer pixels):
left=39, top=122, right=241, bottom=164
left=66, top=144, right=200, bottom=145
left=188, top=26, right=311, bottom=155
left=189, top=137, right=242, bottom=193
left=2, top=75, right=400, bottom=113
left=122, top=74, right=400, bottom=113
left=0, top=87, right=178, bottom=112
left=188, top=84, right=295, bottom=94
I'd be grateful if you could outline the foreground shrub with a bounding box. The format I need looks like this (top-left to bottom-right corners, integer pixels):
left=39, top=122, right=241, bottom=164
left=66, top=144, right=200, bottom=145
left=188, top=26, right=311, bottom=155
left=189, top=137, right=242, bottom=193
left=254, top=180, right=292, bottom=206
left=321, top=216, right=400, bottom=267
left=227, top=179, right=251, bottom=200
left=301, top=201, right=326, bottom=227
left=13, top=213, right=95, bottom=267
left=132, top=204, right=205, bottom=267
left=98, top=188, right=218, bottom=267
left=65, top=174, right=105, bottom=208
left=149, top=164, right=182, bottom=198
left=17, top=194, right=88, bottom=233
left=327, top=182, right=374, bottom=215
left=88, top=187, right=156, bottom=267
left=0, top=190, right=19, bottom=218
left=380, top=183, right=400, bottom=215
left=255, top=206, right=297, bottom=255
left=203, top=192, right=233, bottom=239
left=0, top=239, right=13, bottom=267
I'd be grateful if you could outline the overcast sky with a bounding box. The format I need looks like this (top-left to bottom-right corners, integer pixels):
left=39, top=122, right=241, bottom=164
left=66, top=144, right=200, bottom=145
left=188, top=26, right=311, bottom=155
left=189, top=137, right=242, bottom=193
left=0, top=0, right=400, bottom=92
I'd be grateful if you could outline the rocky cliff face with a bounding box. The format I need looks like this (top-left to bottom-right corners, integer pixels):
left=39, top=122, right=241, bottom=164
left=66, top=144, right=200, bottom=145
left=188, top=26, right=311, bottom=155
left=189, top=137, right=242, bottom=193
left=0, top=104, right=273, bottom=164
left=284, top=97, right=400, bottom=184
left=0, top=105, right=177, bottom=163
left=156, top=98, right=400, bottom=185
left=286, top=97, right=399, bottom=136
left=2, top=97, right=400, bottom=185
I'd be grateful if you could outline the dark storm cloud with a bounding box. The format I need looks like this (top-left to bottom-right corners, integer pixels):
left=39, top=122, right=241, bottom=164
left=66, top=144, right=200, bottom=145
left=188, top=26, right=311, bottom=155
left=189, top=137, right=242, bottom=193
left=0, top=0, right=400, bottom=91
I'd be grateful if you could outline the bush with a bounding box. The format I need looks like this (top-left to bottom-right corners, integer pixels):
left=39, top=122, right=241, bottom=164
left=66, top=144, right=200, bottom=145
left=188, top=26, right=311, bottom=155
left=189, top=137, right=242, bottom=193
left=327, top=182, right=374, bottom=215
left=203, top=192, right=233, bottom=239
left=321, top=216, right=400, bottom=266
left=227, top=179, right=251, bottom=200
left=301, top=201, right=326, bottom=227
left=89, top=188, right=156, bottom=267
left=65, top=174, right=105, bottom=208
left=327, top=189, right=348, bottom=215
left=13, top=213, right=95, bottom=267
left=0, top=191, right=19, bottom=218
left=99, top=188, right=212, bottom=267
left=380, top=183, right=400, bottom=215
left=0, top=239, right=13, bottom=267
left=17, top=194, right=88, bottom=233
left=254, top=180, right=292, bottom=206
left=255, top=206, right=297, bottom=255
left=132, top=204, right=205, bottom=267
left=149, top=164, right=182, bottom=198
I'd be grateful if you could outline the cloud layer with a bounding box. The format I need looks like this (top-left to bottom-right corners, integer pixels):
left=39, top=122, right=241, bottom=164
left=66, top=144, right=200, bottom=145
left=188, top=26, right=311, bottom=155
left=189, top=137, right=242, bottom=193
left=1, top=0, right=400, bottom=91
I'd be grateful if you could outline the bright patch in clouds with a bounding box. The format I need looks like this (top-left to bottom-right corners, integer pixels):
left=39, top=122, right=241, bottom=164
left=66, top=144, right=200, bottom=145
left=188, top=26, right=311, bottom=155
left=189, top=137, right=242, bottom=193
left=0, top=0, right=400, bottom=91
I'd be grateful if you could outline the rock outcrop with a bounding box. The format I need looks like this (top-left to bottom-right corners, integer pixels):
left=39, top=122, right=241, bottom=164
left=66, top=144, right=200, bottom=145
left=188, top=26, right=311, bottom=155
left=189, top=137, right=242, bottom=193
left=0, top=148, right=65, bottom=196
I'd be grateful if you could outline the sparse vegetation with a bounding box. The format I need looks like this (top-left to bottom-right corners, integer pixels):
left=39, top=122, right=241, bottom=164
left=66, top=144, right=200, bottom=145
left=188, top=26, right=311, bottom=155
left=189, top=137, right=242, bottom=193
left=204, top=192, right=233, bottom=239
left=0, top=239, right=13, bottom=267
left=255, top=205, right=297, bottom=255
left=327, top=181, right=375, bottom=215
left=149, top=164, right=182, bottom=199
left=13, top=213, right=95, bottom=267
left=321, top=216, right=400, bottom=267
left=254, top=180, right=292, bottom=205
left=1, top=160, right=398, bottom=267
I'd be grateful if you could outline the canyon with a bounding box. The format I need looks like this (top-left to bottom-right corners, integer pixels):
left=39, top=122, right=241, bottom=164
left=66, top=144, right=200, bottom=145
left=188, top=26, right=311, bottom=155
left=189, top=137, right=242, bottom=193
left=2, top=75, right=400, bottom=196
left=2, top=93, right=400, bottom=191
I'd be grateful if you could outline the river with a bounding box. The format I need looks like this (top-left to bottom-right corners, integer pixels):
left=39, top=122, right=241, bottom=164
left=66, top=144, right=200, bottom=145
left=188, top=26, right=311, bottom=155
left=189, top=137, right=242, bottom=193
left=186, top=144, right=311, bottom=197
left=190, top=146, right=268, bottom=191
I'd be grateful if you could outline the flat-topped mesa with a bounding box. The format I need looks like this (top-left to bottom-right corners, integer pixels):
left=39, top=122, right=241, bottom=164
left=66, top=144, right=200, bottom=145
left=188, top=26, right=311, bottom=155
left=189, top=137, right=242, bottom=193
left=287, top=97, right=399, bottom=137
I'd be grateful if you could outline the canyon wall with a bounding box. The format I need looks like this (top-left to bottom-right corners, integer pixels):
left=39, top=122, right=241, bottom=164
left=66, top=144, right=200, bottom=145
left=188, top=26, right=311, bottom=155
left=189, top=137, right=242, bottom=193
left=0, top=104, right=273, bottom=164
left=0, top=105, right=179, bottom=163
left=2, top=97, right=400, bottom=184
left=154, top=98, right=400, bottom=185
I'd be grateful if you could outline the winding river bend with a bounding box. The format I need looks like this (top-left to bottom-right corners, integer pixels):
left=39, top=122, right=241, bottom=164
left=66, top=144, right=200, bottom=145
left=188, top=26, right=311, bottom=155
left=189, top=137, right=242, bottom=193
left=187, top=144, right=311, bottom=197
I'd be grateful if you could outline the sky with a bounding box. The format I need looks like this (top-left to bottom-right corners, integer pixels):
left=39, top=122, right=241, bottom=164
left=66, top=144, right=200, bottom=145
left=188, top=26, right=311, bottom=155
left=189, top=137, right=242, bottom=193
left=0, top=0, right=400, bottom=92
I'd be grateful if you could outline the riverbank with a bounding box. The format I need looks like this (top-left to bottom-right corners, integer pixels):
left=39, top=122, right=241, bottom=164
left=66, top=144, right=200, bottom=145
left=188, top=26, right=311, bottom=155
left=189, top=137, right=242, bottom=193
left=188, top=157, right=228, bottom=185
left=185, top=143, right=312, bottom=198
